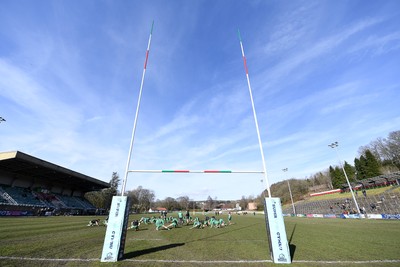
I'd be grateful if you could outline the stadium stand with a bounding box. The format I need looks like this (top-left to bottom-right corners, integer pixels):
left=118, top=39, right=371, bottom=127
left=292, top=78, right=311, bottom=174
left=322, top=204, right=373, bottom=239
left=343, top=172, right=400, bottom=191
left=283, top=190, right=400, bottom=215
left=2, top=186, right=44, bottom=206
left=282, top=172, right=400, bottom=216
left=0, top=151, right=109, bottom=216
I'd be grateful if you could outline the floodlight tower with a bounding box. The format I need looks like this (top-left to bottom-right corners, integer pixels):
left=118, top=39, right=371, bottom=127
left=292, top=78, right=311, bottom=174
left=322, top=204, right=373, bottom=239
left=328, top=141, right=361, bottom=215
left=283, top=168, right=296, bottom=215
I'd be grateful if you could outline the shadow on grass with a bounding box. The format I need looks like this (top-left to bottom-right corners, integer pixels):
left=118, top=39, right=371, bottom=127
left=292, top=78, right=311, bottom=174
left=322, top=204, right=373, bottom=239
left=129, top=228, right=148, bottom=231
left=288, top=223, right=297, bottom=262
left=123, top=243, right=185, bottom=259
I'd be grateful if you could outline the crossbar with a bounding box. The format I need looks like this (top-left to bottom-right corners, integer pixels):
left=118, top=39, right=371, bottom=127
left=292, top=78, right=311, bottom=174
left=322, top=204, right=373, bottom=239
left=127, top=169, right=264, bottom=174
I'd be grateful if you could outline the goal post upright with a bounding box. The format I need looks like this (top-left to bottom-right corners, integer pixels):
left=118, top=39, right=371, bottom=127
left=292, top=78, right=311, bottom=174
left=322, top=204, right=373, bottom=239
left=101, top=21, right=154, bottom=263
left=121, top=21, right=154, bottom=197
left=238, top=29, right=291, bottom=264
left=237, top=29, right=271, bottom=198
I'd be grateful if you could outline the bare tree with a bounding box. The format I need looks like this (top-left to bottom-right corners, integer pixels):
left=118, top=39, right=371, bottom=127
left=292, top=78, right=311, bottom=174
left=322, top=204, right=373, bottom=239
left=384, top=131, right=400, bottom=168
left=176, top=196, right=190, bottom=210
left=359, top=131, right=400, bottom=170
left=205, top=196, right=214, bottom=211
left=162, top=197, right=178, bottom=211
left=239, top=196, right=249, bottom=210
left=127, top=186, right=155, bottom=213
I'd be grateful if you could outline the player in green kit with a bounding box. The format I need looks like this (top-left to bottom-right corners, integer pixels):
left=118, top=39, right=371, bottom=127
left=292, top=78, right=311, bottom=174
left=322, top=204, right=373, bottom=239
left=166, top=218, right=179, bottom=229
left=178, top=210, right=184, bottom=225
left=155, top=218, right=169, bottom=230
left=228, top=212, right=233, bottom=225
left=190, top=217, right=203, bottom=229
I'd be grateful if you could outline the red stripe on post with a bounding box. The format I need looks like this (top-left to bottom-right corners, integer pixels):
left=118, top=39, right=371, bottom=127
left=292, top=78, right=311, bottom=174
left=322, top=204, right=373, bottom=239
left=243, top=56, right=248, bottom=74
left=144, top=51, right=149, bottom=69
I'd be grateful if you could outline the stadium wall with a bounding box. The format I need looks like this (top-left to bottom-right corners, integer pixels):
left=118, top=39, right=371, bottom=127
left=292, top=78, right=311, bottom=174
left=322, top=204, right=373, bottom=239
left=0, top=204, right=38, bottom=216
left=310, top=189, right=341, bottom=197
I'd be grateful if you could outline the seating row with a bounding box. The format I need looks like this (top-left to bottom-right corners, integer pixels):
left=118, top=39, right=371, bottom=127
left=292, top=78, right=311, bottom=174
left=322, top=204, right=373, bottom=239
left=0, top=185, right=96, bottom=210
left=282, top=188, right=400, bottom=215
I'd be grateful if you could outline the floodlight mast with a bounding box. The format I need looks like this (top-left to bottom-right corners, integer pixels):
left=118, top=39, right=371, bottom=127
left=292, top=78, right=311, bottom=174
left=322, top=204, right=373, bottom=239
left=283, top=168, right=296, bottom=215
left=238, top=29, right=271, bottom=198
left=328, top=141, right=361, bottom=215
left=121, top=21, right=154, bottom=196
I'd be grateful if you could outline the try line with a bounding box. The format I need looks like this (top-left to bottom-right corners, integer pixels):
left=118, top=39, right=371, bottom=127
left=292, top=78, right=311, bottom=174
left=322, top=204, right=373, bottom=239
left=1, top=256, right=399, bottom=265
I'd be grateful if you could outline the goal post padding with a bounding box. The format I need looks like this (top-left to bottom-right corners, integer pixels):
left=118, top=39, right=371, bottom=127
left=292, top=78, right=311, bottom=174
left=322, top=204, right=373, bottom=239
left=264, top=197, right=291, bottom=264
left=101, top=196, right=130, bottom=262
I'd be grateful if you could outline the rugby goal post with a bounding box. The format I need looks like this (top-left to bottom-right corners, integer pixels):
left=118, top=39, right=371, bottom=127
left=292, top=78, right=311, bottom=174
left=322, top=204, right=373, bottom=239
left=101, top=23, right=291, bottom=264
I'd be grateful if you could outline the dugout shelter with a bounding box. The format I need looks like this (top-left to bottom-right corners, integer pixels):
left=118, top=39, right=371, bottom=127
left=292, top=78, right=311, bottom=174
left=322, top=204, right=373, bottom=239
left=0, top=151, right=109, bottom=216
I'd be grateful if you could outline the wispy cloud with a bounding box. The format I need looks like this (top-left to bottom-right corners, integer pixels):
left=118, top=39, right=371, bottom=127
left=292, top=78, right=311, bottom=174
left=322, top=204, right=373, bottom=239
left=263, top=2, right=317, bottom=56
left=254, top=17, right=384, bottom=96
left=348, top=31, right=400, bottom=58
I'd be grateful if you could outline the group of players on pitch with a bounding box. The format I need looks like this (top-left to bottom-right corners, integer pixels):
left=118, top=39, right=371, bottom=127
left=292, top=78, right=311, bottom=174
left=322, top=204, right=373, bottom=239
left=87, top=210, right=234, bottom=230
left=135, top=211, right=234, bottom=231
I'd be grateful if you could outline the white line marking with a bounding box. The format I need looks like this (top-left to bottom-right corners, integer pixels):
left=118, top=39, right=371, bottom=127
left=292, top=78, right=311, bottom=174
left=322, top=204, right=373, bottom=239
left=294, top=260, right=400, bottom=265
left=0, top=257, right=97, bottom=262
left=1, top=256, right=400, bottom=264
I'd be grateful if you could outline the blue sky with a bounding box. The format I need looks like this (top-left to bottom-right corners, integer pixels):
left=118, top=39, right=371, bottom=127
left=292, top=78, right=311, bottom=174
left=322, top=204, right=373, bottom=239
left=1, top=1, right=399, bottom=201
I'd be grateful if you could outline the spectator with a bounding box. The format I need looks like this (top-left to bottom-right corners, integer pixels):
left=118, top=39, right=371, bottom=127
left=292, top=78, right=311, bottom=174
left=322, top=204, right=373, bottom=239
left=362, top=190, right=367, bottom=197
left=360, top=207, right=366, bottom=214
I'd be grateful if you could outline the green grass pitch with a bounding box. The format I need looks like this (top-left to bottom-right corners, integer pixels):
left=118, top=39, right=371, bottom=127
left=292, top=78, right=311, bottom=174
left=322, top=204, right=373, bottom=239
left=0, top=213, right=399, bottom=266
